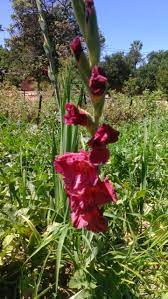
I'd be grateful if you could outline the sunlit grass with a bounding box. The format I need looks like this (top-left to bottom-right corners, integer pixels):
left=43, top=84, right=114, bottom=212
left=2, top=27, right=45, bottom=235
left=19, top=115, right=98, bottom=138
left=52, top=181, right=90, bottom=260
left=0, top=102, right=167, bottom=298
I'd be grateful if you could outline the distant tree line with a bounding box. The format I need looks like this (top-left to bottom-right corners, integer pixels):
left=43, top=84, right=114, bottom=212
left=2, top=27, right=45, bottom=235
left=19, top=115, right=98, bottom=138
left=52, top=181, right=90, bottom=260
left=102, top=41, right=168, bottom=95
left=0, top=1, right=168, bottom=94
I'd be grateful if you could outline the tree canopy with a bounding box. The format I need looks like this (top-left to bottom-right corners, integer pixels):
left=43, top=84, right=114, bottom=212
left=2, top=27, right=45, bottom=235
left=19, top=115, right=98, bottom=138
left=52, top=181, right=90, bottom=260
left=102, top=43, right=168, bottom=94
left=5, top=0, right=80, bottom=85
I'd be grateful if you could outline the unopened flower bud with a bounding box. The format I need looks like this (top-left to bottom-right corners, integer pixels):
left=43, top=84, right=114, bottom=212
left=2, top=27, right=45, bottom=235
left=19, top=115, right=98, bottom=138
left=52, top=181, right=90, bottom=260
left=70, top=37, right=91, bottom=87
left=89, top=66, right=108, bottom=97
left=85, top=0, right=94, bottom=22
left=70, top=36, right=83, bottom=61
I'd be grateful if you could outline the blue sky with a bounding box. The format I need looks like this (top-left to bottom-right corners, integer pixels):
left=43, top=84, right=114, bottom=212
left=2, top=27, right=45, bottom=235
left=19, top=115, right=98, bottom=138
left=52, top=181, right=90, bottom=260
left=0, top=0, right=168, bottom=55
left=0, top=0, right=12, bottom=44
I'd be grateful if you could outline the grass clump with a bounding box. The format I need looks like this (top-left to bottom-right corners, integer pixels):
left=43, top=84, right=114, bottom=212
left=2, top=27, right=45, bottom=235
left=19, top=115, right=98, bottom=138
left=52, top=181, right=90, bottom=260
left=0, top=99, right=167, bottom=298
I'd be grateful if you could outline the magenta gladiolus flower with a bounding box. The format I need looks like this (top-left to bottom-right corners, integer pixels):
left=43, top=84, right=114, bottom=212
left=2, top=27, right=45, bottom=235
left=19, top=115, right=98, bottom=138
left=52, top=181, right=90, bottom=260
left=88, top=124, right=119, bottom=147
left=70, top=36, right=83, bottom=61
left=89, top=66, right=108, bottom=96
left=87, top=124, right=119, bottom=165
left=64, top=103, right=88, bottom=126
left=54, top=150, right=117, bottom=232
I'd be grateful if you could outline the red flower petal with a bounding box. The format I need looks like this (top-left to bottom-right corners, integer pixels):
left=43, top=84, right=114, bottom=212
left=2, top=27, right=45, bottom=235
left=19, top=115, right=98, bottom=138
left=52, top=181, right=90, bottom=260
left=89, top=66, right=108, bottom=96
left=54, top=150, right=98, bottom=193
left=71, top=207, right=108, bottom=232
left=68, top=177, right=117, bottom=212
left=64, top=103, right=88, bottom=126
left=88, top=124, right=119, bottom=147
left=89, top=145, right=110, bottom=165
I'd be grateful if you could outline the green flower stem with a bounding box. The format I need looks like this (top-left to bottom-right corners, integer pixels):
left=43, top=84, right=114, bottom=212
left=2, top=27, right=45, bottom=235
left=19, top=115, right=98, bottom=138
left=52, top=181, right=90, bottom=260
left=36, top=0, right=60, bottom=107
left=71, top=0, right=86, bottom=38
left=85, top=6, right=100, bottom=67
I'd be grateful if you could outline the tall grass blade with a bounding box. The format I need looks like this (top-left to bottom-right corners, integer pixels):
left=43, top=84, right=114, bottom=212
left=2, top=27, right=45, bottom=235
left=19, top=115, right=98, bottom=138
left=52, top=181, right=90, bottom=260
left=55, top=225, right=68, bottom=296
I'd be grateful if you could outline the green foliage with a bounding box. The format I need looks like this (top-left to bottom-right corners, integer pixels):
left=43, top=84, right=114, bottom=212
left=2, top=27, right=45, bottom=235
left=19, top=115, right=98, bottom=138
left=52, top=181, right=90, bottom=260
left=102, top=46, right=168, bottom=95
left=123, top=76, right=140, bottom=97
left=102, top=40, right=143, bottom=91
left=137, top=50, right=168, bottom=93
left=102, top=52, right=130, bottom=91
left=5, top=0, right=80, bottom=86
left=137, top=63, right=157, bottom=92
left=127, top=40, right=143, bottom=70
left=7, top=0, right=48, bottom=85
left=0, top=46, right=10, bottom=70
left=0, top=91, right=167, bottom=297
left=157, top=60, right=168, bottom=94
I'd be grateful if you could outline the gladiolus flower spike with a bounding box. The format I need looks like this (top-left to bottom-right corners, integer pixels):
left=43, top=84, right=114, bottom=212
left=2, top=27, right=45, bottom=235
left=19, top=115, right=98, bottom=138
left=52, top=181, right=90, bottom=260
left=54, top=0, right=120, bottom=233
